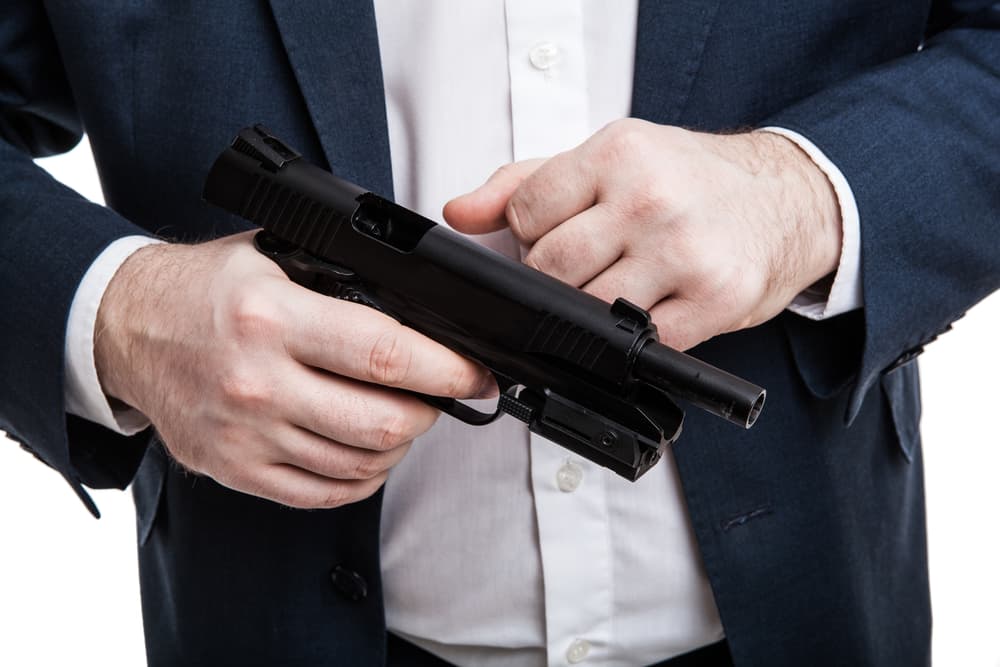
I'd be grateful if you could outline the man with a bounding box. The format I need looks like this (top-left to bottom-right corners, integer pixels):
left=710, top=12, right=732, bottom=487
left=1, top=1, right=997, bottom=665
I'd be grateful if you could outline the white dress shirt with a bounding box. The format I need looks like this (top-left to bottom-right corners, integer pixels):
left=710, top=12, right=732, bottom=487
left=65, top=2, right=862, bottom=665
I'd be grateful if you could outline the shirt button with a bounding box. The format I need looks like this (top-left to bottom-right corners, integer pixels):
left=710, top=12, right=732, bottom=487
left=566, top=638, right=591, bottom=663
left=529, top=42, right=561, bottom=70
left=556, top=461, right=583, bottom=492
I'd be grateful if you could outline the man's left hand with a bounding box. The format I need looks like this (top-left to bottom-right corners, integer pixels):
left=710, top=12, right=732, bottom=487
left=444, top=119, right=842, bottom=351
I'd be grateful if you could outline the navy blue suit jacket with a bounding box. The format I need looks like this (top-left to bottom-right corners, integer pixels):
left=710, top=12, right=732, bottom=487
left=2, top=1, right=998, bottom=665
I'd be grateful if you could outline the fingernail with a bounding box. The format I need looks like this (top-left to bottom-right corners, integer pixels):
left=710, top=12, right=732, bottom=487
left=474, top=374, right=500, bottom=399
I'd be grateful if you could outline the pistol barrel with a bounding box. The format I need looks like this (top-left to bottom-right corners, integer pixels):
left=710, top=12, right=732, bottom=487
left=634, top=341, right=765, bottom=429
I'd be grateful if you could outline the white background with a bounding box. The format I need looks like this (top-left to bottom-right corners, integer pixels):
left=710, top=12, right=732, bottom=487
left=1, top=139, right=998, bottom=666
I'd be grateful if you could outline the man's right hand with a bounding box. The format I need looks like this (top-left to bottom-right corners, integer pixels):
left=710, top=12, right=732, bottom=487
left=93, top=231, right=494, bottom=509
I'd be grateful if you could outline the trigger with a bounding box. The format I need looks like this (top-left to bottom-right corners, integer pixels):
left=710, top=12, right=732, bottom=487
left=254, top=232, right=387, bottom=312
left=335, top=285, right=383, bottom=311
left=498, top=392, right=536, bottom=424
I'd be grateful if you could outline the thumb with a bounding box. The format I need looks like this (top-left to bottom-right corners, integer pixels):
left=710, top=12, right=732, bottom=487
left=443, top=158, right=546, bottom=234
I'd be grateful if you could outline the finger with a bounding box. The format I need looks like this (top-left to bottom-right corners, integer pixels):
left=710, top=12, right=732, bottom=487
left=444, top=159, right=546, bottom=234
left=248, top=463, right=388, bottom=510
left=273, top=422, right=413, bottom=481
left=522, top=204, right=625, bottom=287
left=581, top=256, right=676, bottom=309
left=282, top=366, right=439, bottom=451
left=502, top=149, right=600, bottom=243
left=282, top=289, right=495, bottom=399
left=647, top=297, right=732, bottom=351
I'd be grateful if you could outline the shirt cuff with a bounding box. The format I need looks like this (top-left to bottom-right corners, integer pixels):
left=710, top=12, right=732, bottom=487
left=65, top=236, right=163, bottom=435
left=759, top=126, right=863, bottom=321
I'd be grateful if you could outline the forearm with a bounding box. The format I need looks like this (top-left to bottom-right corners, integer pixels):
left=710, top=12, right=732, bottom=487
left=0, top=0, right=163, bottom=512
left=763, top=4, right=1000, bottom=418
left=0, top=139, right=153, bottom=511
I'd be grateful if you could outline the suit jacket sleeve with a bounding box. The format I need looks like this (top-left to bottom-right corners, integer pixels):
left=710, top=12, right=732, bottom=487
left=0, top=2, right=152, bottom=516
left=764, top=1, right=1000, bottom=421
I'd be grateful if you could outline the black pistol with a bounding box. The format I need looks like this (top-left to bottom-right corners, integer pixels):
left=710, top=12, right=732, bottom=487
left=203, top=125, right=766, bottom=481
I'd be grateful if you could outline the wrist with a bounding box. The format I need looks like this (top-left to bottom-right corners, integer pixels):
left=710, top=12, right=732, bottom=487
left=755, top=130, right=843, bottom=290
left=94, top=242, right=188, bottom=411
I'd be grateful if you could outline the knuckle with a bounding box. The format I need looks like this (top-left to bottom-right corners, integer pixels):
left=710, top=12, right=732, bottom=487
left=366, top=328, right=412, bottom=386
left=599, top=117, right=633, bottom=141
left=682, top=251, right=715, bottom=284
left=493, top=162, right=522, bottom=183
left=524, top=243, right=555, bottom=273
left=505, top=194, right=532, bottom=240
left=715, top=265, right=745, bottom=299
left=630, top=180, right=674, bottom=221
left=603, top=118, right=648, bottom=160
left=444, top=363, right=480, bottom=399
left=691, top=255, right=739, bottom=300
left=278, top=493, right=316, bottom=510
left=228, top=290, right=281, bottom=341
left=317, top=485, right=351, bottom=509
left=218, top=367, right=272, bottom=407
left=283, top=484, right=348, bottom=510
left=655, top=316, right=695, bottom=351
left=371, top=411, right=413, bottom=451
left=351, top=452, right=385, bottom=480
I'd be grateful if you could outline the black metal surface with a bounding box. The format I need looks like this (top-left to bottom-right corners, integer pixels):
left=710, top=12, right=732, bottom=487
left=203, top=126, right=766, bottom=480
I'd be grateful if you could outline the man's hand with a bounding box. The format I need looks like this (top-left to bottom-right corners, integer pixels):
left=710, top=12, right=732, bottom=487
left=94, top=232, right=494, bottom=509
left=445, top=119, right=842, bottom=351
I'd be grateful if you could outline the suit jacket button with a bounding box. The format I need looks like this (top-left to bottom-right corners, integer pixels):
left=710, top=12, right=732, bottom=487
left=884, top=345, right=924, bottom=374
left=19, top=442, right=46, bottom=464
left=331, top=565, right=367, bottom=601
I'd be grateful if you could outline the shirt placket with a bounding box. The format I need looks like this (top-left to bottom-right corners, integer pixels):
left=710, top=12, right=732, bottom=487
left=504, top=1, right=614, bottom=665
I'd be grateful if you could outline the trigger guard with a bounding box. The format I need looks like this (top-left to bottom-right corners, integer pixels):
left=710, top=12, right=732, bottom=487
left=420, top=395, right=503, bottom=426
left=417, top=373, right=516, bottom=426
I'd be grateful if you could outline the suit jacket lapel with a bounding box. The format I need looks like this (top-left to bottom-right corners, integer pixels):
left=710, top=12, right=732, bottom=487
left=268, top=0, right=721, bottom=196
left=267, top=0, right=394, bottom=199
left=631, top=0, right=722, bottom=125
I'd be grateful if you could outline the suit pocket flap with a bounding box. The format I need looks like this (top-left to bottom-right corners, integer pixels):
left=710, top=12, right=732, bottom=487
left=781, top=310, right=865, bottom=399
left=132, top=436, right=168, bottom=546
left=880, top=360, right=922, bottom=463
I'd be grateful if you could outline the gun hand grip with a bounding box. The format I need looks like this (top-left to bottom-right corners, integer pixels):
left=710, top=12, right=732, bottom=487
left=254, top=230, right=665, bottom=481
left=256, top=231, right=512, bottom=427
